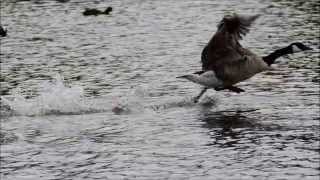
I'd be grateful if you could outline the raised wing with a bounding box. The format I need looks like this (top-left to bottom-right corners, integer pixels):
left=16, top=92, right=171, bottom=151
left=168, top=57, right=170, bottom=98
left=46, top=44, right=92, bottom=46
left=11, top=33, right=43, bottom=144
left=201, top=13, right=260, bottom=84
left=217, top=13, right=260, bottom=40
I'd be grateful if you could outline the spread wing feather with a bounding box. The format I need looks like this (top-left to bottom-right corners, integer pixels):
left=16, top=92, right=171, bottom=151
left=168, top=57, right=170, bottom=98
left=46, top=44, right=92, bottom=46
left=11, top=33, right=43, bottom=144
left=201, top=13, right=262, bottom=85
left=217, top=13, right=259, bottom=40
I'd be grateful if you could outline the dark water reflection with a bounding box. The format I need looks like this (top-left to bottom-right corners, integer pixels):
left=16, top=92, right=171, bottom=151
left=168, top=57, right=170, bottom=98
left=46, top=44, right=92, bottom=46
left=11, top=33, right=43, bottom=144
left=200, top=109, right=319, bottom=178
left=200, top=110, right=279, bottom=146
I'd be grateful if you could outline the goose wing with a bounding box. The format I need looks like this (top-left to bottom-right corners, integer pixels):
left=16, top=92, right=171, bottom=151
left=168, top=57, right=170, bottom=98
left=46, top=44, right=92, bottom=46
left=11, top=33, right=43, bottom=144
left=201, top=13, right=260, bottom=84
left=217, top=13, right=260, bottom=41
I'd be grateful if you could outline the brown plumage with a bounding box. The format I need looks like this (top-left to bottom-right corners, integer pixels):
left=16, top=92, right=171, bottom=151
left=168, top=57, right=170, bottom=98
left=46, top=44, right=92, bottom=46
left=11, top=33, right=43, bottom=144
left=178, top=13, right=312, bottom=103
left=202, top=13, right=270, bottom=86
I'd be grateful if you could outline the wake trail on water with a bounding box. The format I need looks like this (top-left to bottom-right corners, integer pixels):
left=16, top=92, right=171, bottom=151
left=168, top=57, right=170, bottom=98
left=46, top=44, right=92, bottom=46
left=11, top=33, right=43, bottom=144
left=0, top=75, right=107, bottom=116
left=0, top=75, right=219, bottom=117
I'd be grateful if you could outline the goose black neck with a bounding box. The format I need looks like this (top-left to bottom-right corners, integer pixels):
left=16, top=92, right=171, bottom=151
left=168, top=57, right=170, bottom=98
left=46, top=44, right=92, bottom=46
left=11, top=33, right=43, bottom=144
left=263, top=46, right=292, bottom=66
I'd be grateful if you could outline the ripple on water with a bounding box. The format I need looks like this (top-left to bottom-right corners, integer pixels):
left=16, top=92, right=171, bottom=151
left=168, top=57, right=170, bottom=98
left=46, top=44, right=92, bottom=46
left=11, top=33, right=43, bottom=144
left=1, top=0, right=320, bottom=179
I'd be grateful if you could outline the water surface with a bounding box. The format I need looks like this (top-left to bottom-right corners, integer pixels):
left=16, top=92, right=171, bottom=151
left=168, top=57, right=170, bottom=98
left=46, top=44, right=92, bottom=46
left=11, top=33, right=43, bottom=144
left=1, top=0, right=319, bottom=179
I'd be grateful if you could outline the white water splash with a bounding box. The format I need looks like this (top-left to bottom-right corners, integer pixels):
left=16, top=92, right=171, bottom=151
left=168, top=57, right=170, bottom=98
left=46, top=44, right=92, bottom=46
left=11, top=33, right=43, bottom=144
left=111, top=85, right=151, bottom=115
left=0, top=77, right=158, bottom=116
left=1, top=75, right=104, bottom=116
left=111, top=85, right=220, bottom=114
left=148, top=95, right=219, bottom=112
left=0, top=75, right=219, bottom=117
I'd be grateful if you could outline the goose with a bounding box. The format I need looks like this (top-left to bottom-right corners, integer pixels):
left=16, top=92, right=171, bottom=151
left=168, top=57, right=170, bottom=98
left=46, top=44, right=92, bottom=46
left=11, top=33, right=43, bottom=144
left=82, top=7, right=112, bottom=16
left=177, top=13, right=312, bottom=103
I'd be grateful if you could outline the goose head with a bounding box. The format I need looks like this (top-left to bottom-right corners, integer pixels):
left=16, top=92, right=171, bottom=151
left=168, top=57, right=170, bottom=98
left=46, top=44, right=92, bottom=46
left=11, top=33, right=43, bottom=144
left=289, top=42, right=312, bottom=53
left=104, top=7, right=113, bottom=14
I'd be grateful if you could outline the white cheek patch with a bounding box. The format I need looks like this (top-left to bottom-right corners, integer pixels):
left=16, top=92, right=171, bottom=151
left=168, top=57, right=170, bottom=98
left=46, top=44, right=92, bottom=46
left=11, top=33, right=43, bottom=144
left=292, top=45, right=302, bottom=53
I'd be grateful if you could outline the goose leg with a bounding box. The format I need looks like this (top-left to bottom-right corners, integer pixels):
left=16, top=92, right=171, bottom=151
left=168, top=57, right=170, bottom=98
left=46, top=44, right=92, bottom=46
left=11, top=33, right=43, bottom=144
left=194, top=87, right=208, bottom=103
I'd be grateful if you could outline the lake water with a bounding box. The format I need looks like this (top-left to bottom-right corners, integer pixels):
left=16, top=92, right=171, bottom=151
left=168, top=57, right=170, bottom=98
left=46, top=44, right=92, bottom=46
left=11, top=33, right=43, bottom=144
left=0, top=0, right=319, bottom=179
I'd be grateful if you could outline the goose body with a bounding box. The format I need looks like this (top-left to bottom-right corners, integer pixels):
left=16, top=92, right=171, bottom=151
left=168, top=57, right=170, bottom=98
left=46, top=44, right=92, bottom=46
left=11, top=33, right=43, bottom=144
left=212, top=49, right=270, bottom=86
left=178, top=13, right=312, bottom=102
left=202, top=14, right=270, bottom=86
left=83, top=7, right=112, bottom=16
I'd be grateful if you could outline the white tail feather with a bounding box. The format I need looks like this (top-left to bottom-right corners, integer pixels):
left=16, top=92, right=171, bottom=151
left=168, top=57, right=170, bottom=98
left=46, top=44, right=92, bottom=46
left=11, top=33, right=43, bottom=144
left=178, top=71, right=223, bottom=88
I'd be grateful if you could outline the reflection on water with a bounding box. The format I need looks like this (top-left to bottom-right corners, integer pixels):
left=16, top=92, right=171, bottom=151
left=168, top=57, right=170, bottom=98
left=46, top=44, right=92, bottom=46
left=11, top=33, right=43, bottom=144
left=199, top=109, right=319, bottom=177
left=200, top=109, right=270, bottom=147
left=1, top=0, right=319, bottom=179
left=201, top=109, right=259, bottom=129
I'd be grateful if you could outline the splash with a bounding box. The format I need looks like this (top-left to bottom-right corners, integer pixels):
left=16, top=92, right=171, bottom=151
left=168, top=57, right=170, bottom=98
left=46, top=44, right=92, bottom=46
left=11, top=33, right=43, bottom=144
left=149, top=95, right=219, bottom=111
left=111, top=85, right=220, bottom=114
left=111, top=85, right=150, bottom=115
left=0, top=75, right=219, bottom=117
left=1, top=75, right=104, bottom=116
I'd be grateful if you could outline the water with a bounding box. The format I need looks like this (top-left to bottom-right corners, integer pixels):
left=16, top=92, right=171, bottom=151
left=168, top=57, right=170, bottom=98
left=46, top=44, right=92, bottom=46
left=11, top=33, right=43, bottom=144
left=1, top=0, right=319, bottom=179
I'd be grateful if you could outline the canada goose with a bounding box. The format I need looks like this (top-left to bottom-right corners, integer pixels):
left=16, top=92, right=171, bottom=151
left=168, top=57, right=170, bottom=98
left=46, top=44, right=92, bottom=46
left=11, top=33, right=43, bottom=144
left=177, top=13, right=312, bottom=102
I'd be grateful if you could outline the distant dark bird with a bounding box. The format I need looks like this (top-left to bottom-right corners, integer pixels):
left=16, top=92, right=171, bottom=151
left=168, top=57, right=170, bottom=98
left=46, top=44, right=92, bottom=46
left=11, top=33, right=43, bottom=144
left=83, top=8, right=102, bottom=16
left=177, top=13, right=312, bottom=103
left=82, top=7, right=112, bottom=16
left=55, top=0, right=69, bottom=3
left=0, top=26, right=7, bottom=37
